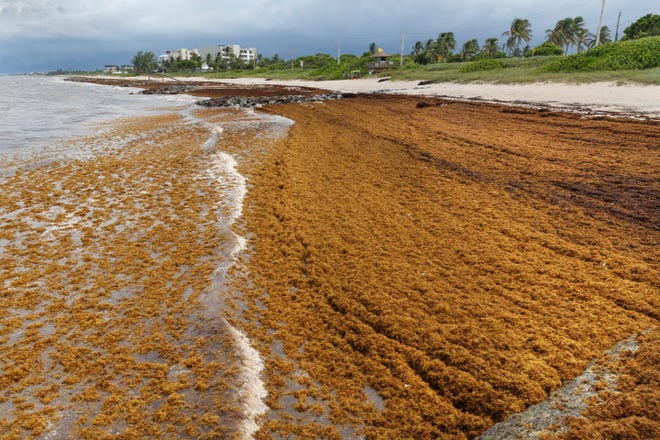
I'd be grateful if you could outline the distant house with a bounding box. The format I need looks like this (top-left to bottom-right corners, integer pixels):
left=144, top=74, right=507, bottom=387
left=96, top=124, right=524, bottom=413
left=368, top=49, right=391, bottom=74
left=103, top=65, right=120, bottom=74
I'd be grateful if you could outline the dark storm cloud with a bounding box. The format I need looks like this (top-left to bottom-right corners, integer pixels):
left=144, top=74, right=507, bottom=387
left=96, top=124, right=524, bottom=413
left=0, top=0, right=655, bottom=73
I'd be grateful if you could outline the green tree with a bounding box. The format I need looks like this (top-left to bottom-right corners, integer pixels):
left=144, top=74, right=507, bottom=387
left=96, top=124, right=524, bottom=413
left=131, top=51, right=157, bottom=74
left=460, top=39, right=479, bottom=61
left=481, top=37, right=501, bottom=58
left=369, top=42, right=377, bottom=54
left=176, top=59, right=197, bottom=71
left=546, top=17, right=585, bottom=53
left=412, top=39, right=436, bottom=64
left=573, top=17, right=588, bottom=52
left=502, top=18, right=532, bottom=56
left=436, top=32, right=456, bottom=62
left=214, top=52, right=223, bottom=70
left=622, top=13, right=660, bottom=40
left=190, top=52, right=203, bottom=69
left=586, top=26, right=612, bottom=48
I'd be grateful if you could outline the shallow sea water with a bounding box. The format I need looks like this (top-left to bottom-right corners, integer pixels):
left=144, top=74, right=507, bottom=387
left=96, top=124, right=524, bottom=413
left=0, top=76, right=291, bottom=438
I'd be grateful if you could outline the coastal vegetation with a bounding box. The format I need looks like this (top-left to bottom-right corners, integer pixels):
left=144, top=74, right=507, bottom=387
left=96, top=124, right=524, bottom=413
left=544, top=36, right=660, bottom=72
left=116, top=12, right=659, bottom=85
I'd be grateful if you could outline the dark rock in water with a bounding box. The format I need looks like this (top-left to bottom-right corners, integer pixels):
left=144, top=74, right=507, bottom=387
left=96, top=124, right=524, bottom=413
left=141, top=85, right=196, bottom=95
left=418, top=80, right=436, bottom=85
left=196, top=93, right=343, bottom=109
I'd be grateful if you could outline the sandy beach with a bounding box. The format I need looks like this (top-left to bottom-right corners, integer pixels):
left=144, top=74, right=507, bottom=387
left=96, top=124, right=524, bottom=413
left=110, top=75, right=660, bottom=117
left=221, top=77, right=660, bottom=117
left=1, top=77, right=658, bottom=439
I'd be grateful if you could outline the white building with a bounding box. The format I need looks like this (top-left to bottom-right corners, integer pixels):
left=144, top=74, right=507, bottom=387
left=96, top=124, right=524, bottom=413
left=157, top=48, right=200, bottom=65
left=239, top=47, right=257, bottom=63
left=197, top=44, right=256, bottom=64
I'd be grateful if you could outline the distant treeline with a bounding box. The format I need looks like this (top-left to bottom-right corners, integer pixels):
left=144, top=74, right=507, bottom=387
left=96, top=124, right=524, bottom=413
left=125, top=13, right=658, bottom=76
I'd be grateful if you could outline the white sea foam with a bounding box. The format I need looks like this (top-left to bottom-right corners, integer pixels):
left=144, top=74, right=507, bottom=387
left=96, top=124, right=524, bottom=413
left=224, top=319, right=269, bottom=439
left=211, top=151, right=247, bottom=226
left=199, top=122, right=268, bottom=438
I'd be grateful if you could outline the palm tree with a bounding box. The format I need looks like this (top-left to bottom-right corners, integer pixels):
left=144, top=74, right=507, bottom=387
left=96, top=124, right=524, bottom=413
left=573, top=16, right=588, bottom=53
left=586, top=26, right=612, bottom=47
left=369, top=42, right=377, bottom=54
left=412, top=41, right=424, bottom=55
left=460, top=39, right=479, bottom=61
left=546, top=17, right=588, bottom=53
left=502, top=18, right=532, bottom=56
left=481, top=37, right=500, bottom=58
left=436, top=32, right=456, bottom=62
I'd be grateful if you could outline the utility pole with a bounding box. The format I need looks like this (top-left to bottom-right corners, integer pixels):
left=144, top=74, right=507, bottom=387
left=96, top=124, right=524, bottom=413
left=400, top=32, right=405, bottom=67
left=595, top=0, right=606, bottom=46
left=614, top=10, right=622, bottom=41
left=338, top=37, right=341, bottom=65
left=291, top=48, right=294, bottom=70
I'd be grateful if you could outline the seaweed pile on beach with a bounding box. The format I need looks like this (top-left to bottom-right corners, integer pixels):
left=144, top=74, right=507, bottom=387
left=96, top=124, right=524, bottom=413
left=232, top=96, right=658, bottom=438
left=1, top=82, right=658, bottom=439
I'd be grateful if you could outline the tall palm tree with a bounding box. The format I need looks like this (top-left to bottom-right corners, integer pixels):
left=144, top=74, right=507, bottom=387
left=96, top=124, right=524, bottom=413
left=546, top=17, right=588, bottom=53
left=436, top=32, right=456, bottom=62
left=481, top=37, right=500, bottom=58
left=461, top=39, right=479, bottom=61
left=369, top=42, right=377, bottom=54
left=502, top=18, right=532, bottom=56
left=573, top=16, right=588, bottom=53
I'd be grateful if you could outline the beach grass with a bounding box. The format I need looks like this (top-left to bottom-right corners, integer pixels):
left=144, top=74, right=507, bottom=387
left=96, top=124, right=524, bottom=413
left=175, top=59, right=660, bottom=85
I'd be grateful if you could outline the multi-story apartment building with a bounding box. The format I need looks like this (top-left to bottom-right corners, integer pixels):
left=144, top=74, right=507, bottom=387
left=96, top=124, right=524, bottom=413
left=157, top=48, right=200, bottom=65
left=195, top=44, right=257, bottom=63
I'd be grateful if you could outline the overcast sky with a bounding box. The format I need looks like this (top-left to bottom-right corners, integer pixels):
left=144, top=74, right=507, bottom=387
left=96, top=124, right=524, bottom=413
left=0, top=0, right=656, bottom=73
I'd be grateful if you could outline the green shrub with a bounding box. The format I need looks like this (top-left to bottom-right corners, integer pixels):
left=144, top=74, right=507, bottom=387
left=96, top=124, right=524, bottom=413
left=534, top=42, right=564, bottom=56
left=544, top=36, right=660, bottom=71
left=459, top=59, right=505, bottom=73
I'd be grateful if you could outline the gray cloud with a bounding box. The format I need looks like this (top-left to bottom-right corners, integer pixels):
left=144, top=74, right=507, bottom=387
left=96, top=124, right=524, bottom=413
left=0, top=0, right=655, bottom=73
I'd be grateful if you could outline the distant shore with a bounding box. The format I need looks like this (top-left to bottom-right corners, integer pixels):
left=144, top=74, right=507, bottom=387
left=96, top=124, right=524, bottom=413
left=77, top=74, right=660, bottom=118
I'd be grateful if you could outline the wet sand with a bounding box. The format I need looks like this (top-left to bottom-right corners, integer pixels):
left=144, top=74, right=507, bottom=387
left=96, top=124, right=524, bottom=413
left=2, top=79, right=658, bottom=438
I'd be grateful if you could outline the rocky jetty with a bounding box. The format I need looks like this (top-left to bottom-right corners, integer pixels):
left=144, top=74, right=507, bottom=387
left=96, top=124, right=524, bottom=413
left=140, top=84, right=198, bottom=94
left=196, top=93, right=343, bottom=109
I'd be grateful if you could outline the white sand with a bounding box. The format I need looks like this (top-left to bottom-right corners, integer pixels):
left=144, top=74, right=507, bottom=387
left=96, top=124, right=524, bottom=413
left=219, top=77, right=660, bottom=117
left=94, top=74, right=660, bottom=117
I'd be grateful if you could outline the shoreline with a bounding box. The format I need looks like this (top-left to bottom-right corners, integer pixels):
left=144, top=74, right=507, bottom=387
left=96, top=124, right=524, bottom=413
left=75, top=74, right=660, bottom=118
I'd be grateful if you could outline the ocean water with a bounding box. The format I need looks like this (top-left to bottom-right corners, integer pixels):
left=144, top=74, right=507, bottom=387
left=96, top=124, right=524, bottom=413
left=0, top=76, right=291, bottom=438
left=0, top=75, right=194, bottom=154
